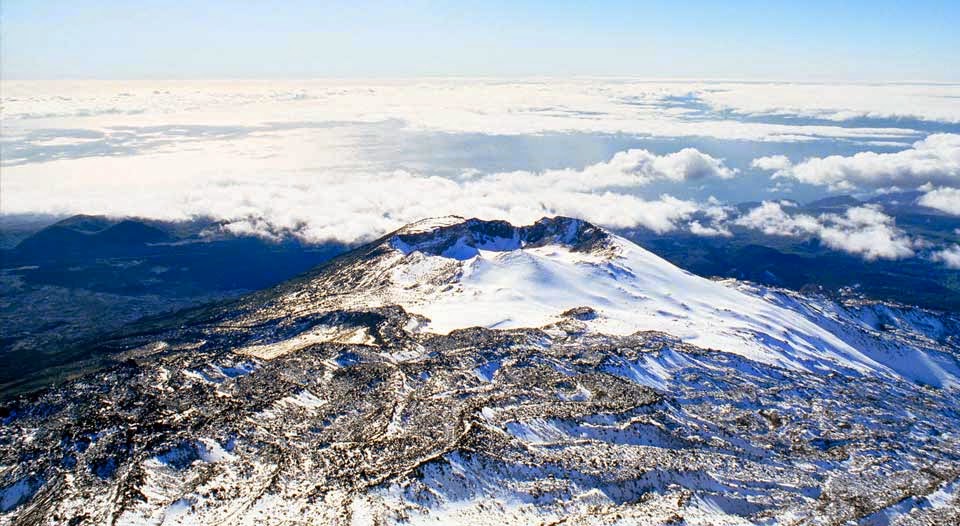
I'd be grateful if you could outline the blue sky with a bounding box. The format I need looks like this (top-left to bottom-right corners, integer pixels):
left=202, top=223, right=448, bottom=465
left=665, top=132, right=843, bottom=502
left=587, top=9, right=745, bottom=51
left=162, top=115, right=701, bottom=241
left=2, top=0, right=958, bottom=80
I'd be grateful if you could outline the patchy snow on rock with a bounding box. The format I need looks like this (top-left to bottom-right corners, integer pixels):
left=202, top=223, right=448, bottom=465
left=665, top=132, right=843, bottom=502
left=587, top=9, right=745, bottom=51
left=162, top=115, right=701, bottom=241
left=5, top=216, right=959, bottom=525
left=236, top=324, right=375, bottom=360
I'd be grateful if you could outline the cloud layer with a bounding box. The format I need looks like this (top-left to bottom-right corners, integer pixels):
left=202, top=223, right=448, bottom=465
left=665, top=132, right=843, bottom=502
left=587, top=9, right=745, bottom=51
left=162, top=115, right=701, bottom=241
left=1, top=140, right=731, bottom=243
left=695, top=83, right=960, bottom=123
left=1, top=80, right=938, bottom=147
left=2, top=80, right=958, bottom=266
left=752, top=134, right=960, bottom=190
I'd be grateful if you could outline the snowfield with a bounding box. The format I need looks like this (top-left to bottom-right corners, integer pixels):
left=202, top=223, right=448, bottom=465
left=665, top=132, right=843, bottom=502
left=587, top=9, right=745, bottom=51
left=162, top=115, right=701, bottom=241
left=292, top=216, right=960, bottom=389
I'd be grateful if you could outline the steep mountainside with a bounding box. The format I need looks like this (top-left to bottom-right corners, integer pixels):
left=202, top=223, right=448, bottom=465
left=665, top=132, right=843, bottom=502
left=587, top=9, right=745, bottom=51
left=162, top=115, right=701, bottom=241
left=1, top=217, right=958, bottom=525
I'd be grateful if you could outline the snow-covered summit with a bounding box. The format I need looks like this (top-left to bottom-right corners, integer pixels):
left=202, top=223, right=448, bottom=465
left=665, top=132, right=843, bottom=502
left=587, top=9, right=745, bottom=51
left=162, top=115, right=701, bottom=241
left=265, top=216, right=960, bottom=388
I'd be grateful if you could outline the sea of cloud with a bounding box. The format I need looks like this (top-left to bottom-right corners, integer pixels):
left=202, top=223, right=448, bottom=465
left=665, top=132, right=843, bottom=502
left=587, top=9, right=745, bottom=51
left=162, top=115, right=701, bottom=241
left=2, top=79, right=959, bottom=264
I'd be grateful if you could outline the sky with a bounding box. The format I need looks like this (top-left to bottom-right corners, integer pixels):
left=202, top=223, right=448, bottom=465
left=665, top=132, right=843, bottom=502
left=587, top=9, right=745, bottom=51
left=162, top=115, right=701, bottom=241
left=2, top=0, right=959, bottom=81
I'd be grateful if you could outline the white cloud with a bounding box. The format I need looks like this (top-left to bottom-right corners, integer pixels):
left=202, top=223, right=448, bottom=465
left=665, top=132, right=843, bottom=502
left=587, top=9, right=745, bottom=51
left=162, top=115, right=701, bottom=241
left=932, top=245, right=960, bottom=269
left=816, top=206, right=916, bottom=260
left=575, top=147, right=736, bottom=186
left=734, top=201, right=820, bottom=236
left=688, top=220, right=732, bottom=237
left=0, top=80, right=930, bottom=146
left=918, top=187, right=960, bottom=215
left=751, top=155, right=792, bottom=172
left=752, top=134, right=960, bottom=190
left=734, top=202, right=915, bottom=260
left=695, top=82, right=960, bottom=123
left=650, top=148, right=738, bottom=180
left=2, top=79, right=956, bottom=258
left=1, top=141, right=726, bottom=243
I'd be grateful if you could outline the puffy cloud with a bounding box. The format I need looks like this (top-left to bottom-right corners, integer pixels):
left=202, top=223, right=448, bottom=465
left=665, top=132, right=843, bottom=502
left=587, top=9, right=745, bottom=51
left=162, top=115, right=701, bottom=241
left=247, top=151, right=729, bottom=239
left=815, top=206, right=916, bottom=260
left=683, top=197, right=734, bottom=237
left=932, top=245, right=960, bottom=269
left=688, top=221, right=732, bottom=237
left=645, top=148, right=737, bottom=181
left=918, top=187, right=960, bottom=215
left=751, top=134, right=960, bottom=190
left=734, top=202, right=915, bottom=260
left=734, top=201, right=820, bottom=237
left=751, top=155, right=792, bottom=172
left=563, top=148, right=735, bottom=188
left=211, top=175, right=706, bottom=242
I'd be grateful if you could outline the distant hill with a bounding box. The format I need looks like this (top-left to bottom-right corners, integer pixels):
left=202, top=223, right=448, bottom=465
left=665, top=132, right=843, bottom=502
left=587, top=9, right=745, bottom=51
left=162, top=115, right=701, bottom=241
left=12, top=216, right=173, bottom=262
left=803, top=195, right=861, bottom=210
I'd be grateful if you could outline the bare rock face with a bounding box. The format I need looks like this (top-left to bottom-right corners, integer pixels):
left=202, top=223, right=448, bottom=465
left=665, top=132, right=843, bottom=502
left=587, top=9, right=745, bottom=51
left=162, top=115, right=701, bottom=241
left=562, top=306, right=598, bottom=320
left=2, top=217, right=959, bottom=525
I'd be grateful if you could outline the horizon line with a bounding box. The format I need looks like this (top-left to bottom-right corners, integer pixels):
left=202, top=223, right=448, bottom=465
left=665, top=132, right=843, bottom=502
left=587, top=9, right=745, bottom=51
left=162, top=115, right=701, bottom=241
left=3, top=76, right=960, bottom=85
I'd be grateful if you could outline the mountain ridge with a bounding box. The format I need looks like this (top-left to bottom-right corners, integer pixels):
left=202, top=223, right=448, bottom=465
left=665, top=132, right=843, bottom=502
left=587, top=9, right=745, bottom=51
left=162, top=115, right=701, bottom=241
left=215, top=215, right=959, bottom=389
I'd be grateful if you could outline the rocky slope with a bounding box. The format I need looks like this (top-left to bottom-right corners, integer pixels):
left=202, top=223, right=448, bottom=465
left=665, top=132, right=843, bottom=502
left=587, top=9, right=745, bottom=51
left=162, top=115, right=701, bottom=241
left=1, top=216, right=958, bottom=525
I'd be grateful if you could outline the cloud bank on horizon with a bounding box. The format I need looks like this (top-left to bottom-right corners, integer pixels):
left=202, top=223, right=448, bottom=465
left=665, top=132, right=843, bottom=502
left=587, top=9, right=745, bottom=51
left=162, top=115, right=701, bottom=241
left=1, top=80, right=959, bottom=265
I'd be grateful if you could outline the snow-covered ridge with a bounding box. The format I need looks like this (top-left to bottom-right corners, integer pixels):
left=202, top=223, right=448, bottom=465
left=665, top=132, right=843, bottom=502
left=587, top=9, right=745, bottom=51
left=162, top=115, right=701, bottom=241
left=286, top=215, right=959, bottom=388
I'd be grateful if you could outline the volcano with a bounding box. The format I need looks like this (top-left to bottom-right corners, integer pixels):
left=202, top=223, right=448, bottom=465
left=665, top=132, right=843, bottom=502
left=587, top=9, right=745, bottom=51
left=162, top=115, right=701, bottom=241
left=2, top=217, right=959, bottom=524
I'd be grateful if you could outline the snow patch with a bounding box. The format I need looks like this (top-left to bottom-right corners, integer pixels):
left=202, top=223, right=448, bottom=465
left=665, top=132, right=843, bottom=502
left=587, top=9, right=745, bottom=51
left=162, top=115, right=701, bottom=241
left=236, top=324, right=375, bottom=360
